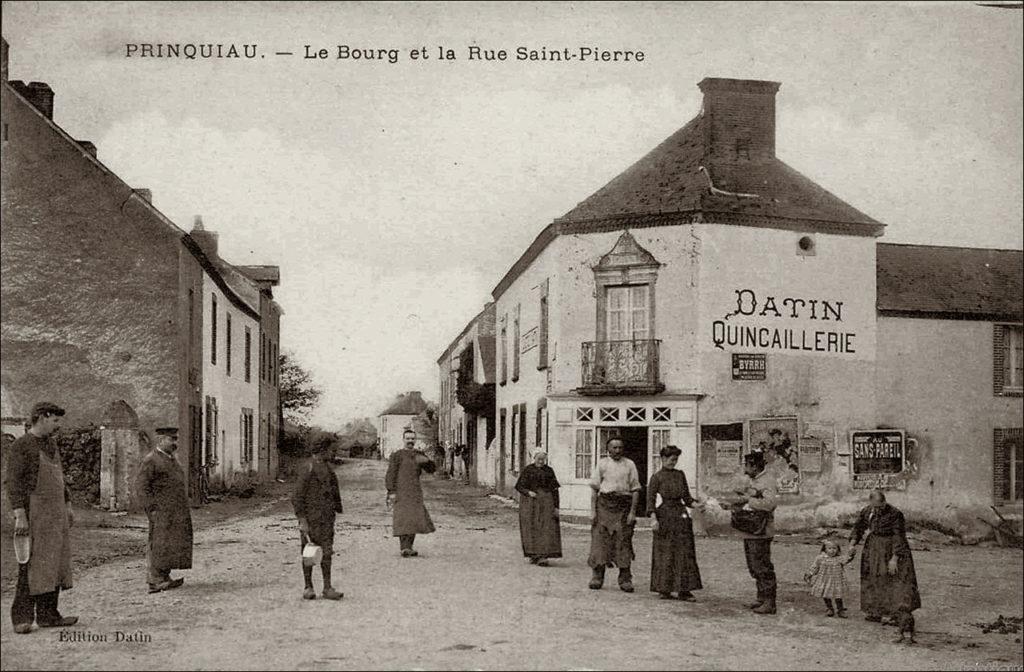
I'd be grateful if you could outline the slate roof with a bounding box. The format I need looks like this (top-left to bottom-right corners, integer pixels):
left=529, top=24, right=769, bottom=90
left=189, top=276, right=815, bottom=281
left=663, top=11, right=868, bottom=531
left=492, top=78, right=885, bottom=299
left=559, top=111, right=882, bottom=231
left=877, top=243, right=1023, bottom=320
left=238, top=265, right=281, bottom=286
left=381, top=391, right=428, bottom=417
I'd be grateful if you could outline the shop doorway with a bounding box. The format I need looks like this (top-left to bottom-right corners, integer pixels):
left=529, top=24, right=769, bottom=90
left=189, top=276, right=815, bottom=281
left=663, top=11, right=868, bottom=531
left=599, top=426, right=650, bottom=516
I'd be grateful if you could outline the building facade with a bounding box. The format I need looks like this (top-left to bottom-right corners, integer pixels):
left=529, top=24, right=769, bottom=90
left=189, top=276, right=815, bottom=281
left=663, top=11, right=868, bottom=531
left=0, top=38, right=284, bottom=503
left=437, top=303, right=496, bottom=485
left=457, top=76, right=1022, bottom=534
left=378, top=391, right=430, bottom=459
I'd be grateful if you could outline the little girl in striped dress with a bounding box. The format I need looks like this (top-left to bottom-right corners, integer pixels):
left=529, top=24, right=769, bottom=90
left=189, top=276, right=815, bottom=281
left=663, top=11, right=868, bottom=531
left=804, top=538, right=854, bottom=617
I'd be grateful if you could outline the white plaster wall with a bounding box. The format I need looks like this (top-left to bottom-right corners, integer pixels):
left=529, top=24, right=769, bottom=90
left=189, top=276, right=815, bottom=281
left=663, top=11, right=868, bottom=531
left=201, top=275, right=260, bottom=485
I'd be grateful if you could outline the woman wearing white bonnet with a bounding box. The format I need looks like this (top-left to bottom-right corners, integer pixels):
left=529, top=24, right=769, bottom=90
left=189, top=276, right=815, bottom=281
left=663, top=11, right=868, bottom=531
left=513, top=448, right=563, bottom=566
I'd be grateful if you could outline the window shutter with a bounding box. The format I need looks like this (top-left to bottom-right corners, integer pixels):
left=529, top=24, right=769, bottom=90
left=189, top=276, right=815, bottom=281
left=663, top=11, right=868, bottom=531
left=994, top=325, right=1005, bottom=395
left=538, top=279, right=549, bottom=370
left=993, top=429, right=1009, bottom=504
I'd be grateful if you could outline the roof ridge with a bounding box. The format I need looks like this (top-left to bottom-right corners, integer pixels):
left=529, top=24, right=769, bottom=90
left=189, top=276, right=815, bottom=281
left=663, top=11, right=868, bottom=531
left=3, top=80, right=263, bottom=317
left=878, top=241, right=1024, bottom=254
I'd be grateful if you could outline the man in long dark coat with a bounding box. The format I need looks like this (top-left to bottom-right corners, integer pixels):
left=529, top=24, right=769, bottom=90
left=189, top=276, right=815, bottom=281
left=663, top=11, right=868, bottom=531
left=135, top=432, right=193, bottom=593
left=6, top=402, right=78, bottom=634
left=385, top=429, right=436, bottom=557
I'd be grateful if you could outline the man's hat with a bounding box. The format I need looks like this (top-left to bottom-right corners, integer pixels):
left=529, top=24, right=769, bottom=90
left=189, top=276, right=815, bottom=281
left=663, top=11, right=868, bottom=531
left=30, top=401, right=65, bottom=418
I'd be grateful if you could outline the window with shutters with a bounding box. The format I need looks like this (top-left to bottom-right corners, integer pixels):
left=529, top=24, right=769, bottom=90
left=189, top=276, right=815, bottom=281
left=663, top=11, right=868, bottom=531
left=244, top=328, right=252, bottom=382
left=512, top=304, right=521, bottom=382
left=538, top=280, right=550, bottom=370
left=226, top=313, right=232, bottom=376
left=995, top=324, right=1023, bottom=396
left=211, top=295, right=218, bottom=365
left=994, top=427, right=1023, bottom=504
left=500, top=315, right=508, bottom=385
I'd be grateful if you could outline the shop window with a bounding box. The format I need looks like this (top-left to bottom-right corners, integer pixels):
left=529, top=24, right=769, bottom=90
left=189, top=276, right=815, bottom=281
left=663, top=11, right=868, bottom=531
left=626, top=407, right=646, bottom=422
left=576, top=407, right=594, bottom=422
left=653, top=407, right=671, bottom=423
left=575, top=428, right=594, bottom=479
left=600, top=407, right=620, bottom=422
left=995, top=324, right=1024, bottom=396
left=651, top=427, right=672, bottom=472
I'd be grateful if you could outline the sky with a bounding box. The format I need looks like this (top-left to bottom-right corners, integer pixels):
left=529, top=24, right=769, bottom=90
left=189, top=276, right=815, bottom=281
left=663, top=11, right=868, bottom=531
left=2, top=1, right=1022, bottom=428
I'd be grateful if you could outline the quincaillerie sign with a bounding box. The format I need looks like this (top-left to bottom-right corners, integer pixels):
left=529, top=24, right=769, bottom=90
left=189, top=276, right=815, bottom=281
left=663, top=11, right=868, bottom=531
left=711, top=289, right=863, bottom=357
left=850, top=430, right=906, bottom=490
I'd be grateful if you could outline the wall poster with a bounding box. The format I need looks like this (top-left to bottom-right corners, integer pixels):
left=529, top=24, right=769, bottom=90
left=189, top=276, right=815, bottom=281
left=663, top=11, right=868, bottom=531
left=747, top=417, right=800, bottom=494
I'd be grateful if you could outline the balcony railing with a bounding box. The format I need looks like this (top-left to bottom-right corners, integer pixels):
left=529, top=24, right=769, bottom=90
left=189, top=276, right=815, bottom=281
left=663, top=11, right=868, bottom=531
left=579, top=339, right=664, bottom=396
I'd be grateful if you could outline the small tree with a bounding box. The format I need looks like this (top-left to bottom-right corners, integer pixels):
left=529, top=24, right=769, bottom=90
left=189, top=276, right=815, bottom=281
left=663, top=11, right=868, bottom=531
left=279, top=351, right=323, bottom=425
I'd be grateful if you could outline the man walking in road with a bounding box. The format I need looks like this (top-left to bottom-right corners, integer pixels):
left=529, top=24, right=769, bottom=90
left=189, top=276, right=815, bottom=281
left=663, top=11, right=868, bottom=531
left=385, top=428, right=436, bottom=557
left=587, top=437, right=641, bottom=593
left=6, top=402, right=78, bottom=634
left=135, top=431, right=193, bottom=594
left=293, top=436, right=344, bottom=600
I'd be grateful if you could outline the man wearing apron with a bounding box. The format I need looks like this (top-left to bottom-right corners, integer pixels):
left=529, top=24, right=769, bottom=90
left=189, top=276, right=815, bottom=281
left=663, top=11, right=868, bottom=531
left=6, top=402, right=77, bottom=634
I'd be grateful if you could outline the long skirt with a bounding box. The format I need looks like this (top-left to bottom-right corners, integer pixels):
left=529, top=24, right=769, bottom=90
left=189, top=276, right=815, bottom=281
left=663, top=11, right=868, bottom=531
left=860, top=534, right=922, bottom=616
left=650, top=509, right=703, bottom=594
left=519, top=491, right=562, bottom=559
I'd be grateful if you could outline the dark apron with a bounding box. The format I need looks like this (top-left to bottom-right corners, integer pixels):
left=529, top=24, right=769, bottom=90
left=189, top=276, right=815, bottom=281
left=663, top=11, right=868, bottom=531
left=29, top=449, right=73, bottom=595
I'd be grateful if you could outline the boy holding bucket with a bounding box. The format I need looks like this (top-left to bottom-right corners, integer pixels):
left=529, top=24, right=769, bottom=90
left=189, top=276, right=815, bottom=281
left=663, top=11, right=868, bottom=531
left=292, top=436, right=344, bottom=600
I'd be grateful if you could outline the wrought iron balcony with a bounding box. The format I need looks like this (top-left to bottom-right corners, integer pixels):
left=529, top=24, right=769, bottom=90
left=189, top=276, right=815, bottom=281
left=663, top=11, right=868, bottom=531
left=579, top=339, right=664, bottom=396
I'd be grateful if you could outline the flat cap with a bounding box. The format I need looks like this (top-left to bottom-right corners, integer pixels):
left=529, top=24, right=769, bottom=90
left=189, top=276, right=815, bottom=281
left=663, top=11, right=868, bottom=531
left=30, top=401, right=66, bottom=417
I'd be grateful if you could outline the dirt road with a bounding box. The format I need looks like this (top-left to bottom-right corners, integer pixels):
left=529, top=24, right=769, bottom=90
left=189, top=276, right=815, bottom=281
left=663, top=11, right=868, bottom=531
left=2, top=460, right=1022, bottom=670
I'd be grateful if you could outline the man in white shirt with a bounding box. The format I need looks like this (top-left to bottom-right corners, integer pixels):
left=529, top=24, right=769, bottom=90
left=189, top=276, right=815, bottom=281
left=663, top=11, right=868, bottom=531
left=587, top=438, right=641, bottom=592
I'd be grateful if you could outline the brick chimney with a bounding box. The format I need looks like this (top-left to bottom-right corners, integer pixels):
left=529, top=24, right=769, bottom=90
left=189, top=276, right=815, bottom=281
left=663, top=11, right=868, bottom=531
left=190, top=215, right=219, bottom=258
left=2, top=37, right=9, bottom=83
left=698, top=77, right=781, bottom=163
left=9, top=80, right=54, bottom=120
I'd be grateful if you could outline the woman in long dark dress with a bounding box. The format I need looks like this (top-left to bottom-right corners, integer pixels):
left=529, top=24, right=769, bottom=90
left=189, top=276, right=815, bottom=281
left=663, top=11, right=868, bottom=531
left=646, top=445, right=704, bottom=601
left=514, top=450, right=562, bottom=566
left=850, top=489, right=921, bottom=622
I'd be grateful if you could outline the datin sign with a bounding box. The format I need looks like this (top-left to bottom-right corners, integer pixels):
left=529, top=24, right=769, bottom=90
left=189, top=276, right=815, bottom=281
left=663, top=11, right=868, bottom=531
left=850, top=429, right=906, bottom=489
left=732, top=353, right=766, bottom=380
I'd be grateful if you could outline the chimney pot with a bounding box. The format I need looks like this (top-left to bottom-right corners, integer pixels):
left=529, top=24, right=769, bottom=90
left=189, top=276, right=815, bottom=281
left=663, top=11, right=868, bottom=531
left=193, top=215, right=204, bottom=230
left=698, top=77, right=781, bottom=162
left=135, top=188, right=152, bottom=203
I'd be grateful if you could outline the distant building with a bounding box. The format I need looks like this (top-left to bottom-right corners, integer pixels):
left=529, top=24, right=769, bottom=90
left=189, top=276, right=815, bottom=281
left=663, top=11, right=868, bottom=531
left=437, top=303, right=496, bottom=486
left=441, top=75, right=1022, bottom=533
left=0, top=37, right=284, bottom=503
left=378, top=391, right=429, bottom=459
